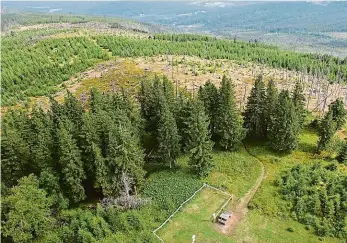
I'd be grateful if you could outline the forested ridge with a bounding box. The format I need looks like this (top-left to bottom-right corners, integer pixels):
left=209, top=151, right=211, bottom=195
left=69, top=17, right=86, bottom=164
left=2, top=71, right=346, bottom=242
left=2, top=32, right=347, bottom=106
left=2, top=33, right=109, bottom=106
left=97, top=34, right=347, bottom=81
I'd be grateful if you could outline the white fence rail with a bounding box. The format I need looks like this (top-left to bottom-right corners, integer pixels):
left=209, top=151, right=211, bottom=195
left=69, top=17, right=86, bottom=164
left=152, top=183, right=232, bottom=243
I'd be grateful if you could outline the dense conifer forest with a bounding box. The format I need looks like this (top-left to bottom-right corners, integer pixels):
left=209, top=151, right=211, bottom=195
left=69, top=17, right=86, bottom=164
left=2, top=73, right=346, bottom=242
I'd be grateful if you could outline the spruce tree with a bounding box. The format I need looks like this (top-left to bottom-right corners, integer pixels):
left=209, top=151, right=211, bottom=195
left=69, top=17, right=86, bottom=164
left=1, top=110, right=31, bottom=186
left=64, top=91, right=84, bottom=128
left=105, top=114, right=145, bottom=196
left=1, top=129, right=30, bottom=187
left=243, top=75, right=266, bottom=138
left=329, top=98, right=346, bottom=129
left=198, top=80, right=219, bottom=140
left=268, top=90, right=300, bottom=152
left=90, top=88, right=106, bottom=114
left=292, top=81, right=306, bottom=127
left=139, top=77, right=162, bottom=135
left=188, top=100, right=214, bottom=177
left=157, top=94, right=180, bottom=168
left=215, top=75, right=245, bottom=151
left=57, top=124, right=86, bottom=203
left=162, top=75, right=176, bottom=113
left=28, top=107, right=54, bottom=172
left=176, top=98, right=195, bottom=152
left=79, top=112, right=105, bottom=188
left=113, top=91, right=143, bottom=137
left=265, top=79, right=278, bottom=135
left=317, top=111, right=337, bottom=153
left=337, top=142, right=347, bottom=164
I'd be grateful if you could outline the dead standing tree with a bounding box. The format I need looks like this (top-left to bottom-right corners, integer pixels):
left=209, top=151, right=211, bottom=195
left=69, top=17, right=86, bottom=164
left=100, top=171, right=150, bottom=210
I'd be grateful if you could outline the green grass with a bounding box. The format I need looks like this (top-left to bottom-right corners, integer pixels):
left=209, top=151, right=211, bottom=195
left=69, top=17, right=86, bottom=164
left=158, top=187, right=233, bottom=243
left=178, top=147, right=262, bottom=199
left=230, top=129, right=345, bottom=243
left=231, top=210, right=343, bottom=243
left=143, top=148, right=262, bottom=243
left=137, top=128, right=345, bottom=243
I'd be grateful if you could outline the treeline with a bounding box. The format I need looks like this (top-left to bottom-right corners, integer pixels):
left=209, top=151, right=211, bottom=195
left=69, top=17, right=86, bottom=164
left=1, top=13, right=91, bottom=30
left=242, top=75, right=347, bottom=154
left=317, top=98, right=347, bottom=154
left=3, top=32, right=347, bottom=106
left=96, top=34, right=347, bottom=82
left=1, top=75, right=224, bottom=242
left=277, top=164, right=347, bottom=238
left=2, top=36, right=109, bottom=106
left=1, top=75, right=346, bottom=242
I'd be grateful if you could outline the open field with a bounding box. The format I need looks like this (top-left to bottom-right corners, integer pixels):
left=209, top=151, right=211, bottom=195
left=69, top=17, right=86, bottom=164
left=229, top=129, right=346, bottom=243
left=149, top=127, right=346, bottom=243
left=6, top=54, right=345, bottom=118
left=157, top=187, right=232, bottom=243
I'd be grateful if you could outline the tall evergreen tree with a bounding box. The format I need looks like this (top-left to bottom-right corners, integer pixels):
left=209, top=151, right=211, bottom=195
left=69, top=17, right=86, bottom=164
left=28, top=107, right=54, bottom=172
left=138, top=77, right=162, bottom=143
left=329, top=98, right=346, bottom=129
left=188, top=100, right=214, bottom=177
left=57, top=124, right=86, bottom=203
left=198, top=80, right=219, bottom=140
left=104, top=117, right=145, bottom=196
left=64, top=92, right=84, bottom=128
left=90, top=88, right=107, bottom=114
left=265, top=79, right=278, bottom=135
left=1, top=129, right=30, bottom=187
left=243, top=75, right=266, bottom=138
left=79, top=112, right=105, bottom=189
left=268, top=90, right=300, bottom=152
left=162, top=75, right=177, bottom=113
left=157, top=94, right=180, bottom=168
left=1, top=110, right=31, bottom=186
left=215, top=75, right=245, bottom=151
left=317, top=111, right=337, bottom=152
left=176, top=98, right=195, bottom=152
left=292, top=81, right=306, bottom=127
left=112, top=91, right=143, bottom=137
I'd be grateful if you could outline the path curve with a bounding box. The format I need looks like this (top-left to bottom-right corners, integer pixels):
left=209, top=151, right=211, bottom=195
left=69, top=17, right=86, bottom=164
left=218, top=142, right=266, bottom=235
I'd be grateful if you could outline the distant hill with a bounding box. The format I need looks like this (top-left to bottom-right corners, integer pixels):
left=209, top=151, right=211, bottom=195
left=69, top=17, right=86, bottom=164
left=2, top=1, right=347, bottom=57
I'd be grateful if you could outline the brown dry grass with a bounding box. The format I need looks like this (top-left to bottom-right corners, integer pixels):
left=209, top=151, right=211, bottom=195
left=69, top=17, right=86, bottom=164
left=3, top=55, right=346, bottom=117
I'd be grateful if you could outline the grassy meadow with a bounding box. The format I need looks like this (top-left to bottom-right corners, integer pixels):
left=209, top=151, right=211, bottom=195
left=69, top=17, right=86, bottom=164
left=158, top=187, right=231, bottom=243
left=230, top=128, right=345, bottom=243
left=142, top=127, right=345, bottom=243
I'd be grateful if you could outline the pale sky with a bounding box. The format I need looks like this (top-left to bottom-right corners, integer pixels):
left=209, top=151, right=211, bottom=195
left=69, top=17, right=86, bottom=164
left=2, top=0, right=343, bottom=2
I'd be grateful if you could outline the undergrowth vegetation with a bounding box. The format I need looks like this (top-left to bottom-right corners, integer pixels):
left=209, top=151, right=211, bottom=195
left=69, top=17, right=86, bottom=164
left=277, top=163, right=347, bottom=238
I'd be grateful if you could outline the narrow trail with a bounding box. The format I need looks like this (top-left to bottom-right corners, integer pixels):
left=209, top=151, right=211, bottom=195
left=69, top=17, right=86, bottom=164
left=218, top=142, right=266, bottom=235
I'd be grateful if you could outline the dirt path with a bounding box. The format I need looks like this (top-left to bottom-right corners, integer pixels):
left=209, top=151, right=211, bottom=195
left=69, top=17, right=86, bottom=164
left=218, top=143, right=266, bottom=235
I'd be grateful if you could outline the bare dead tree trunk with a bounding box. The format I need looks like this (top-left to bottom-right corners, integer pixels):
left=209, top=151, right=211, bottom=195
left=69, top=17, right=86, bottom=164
left=121, top=171, right=131, bottom=198
left=171, top=56, right=174, bottom=81
left=307, top=76, right=315, bottom=110
left=321, top=82, right=330, bottom=116
left=241, top=84, right=247, bottom=111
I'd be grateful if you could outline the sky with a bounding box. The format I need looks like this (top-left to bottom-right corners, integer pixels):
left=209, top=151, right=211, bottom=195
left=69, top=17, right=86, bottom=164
left=2, top=0, right=343, bottom=2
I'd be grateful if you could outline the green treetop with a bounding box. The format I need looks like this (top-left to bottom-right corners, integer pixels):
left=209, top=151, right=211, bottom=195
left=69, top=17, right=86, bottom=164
left=268, top=90, right=300, bottom=152
left=243, top=75, right=267, bottom=138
